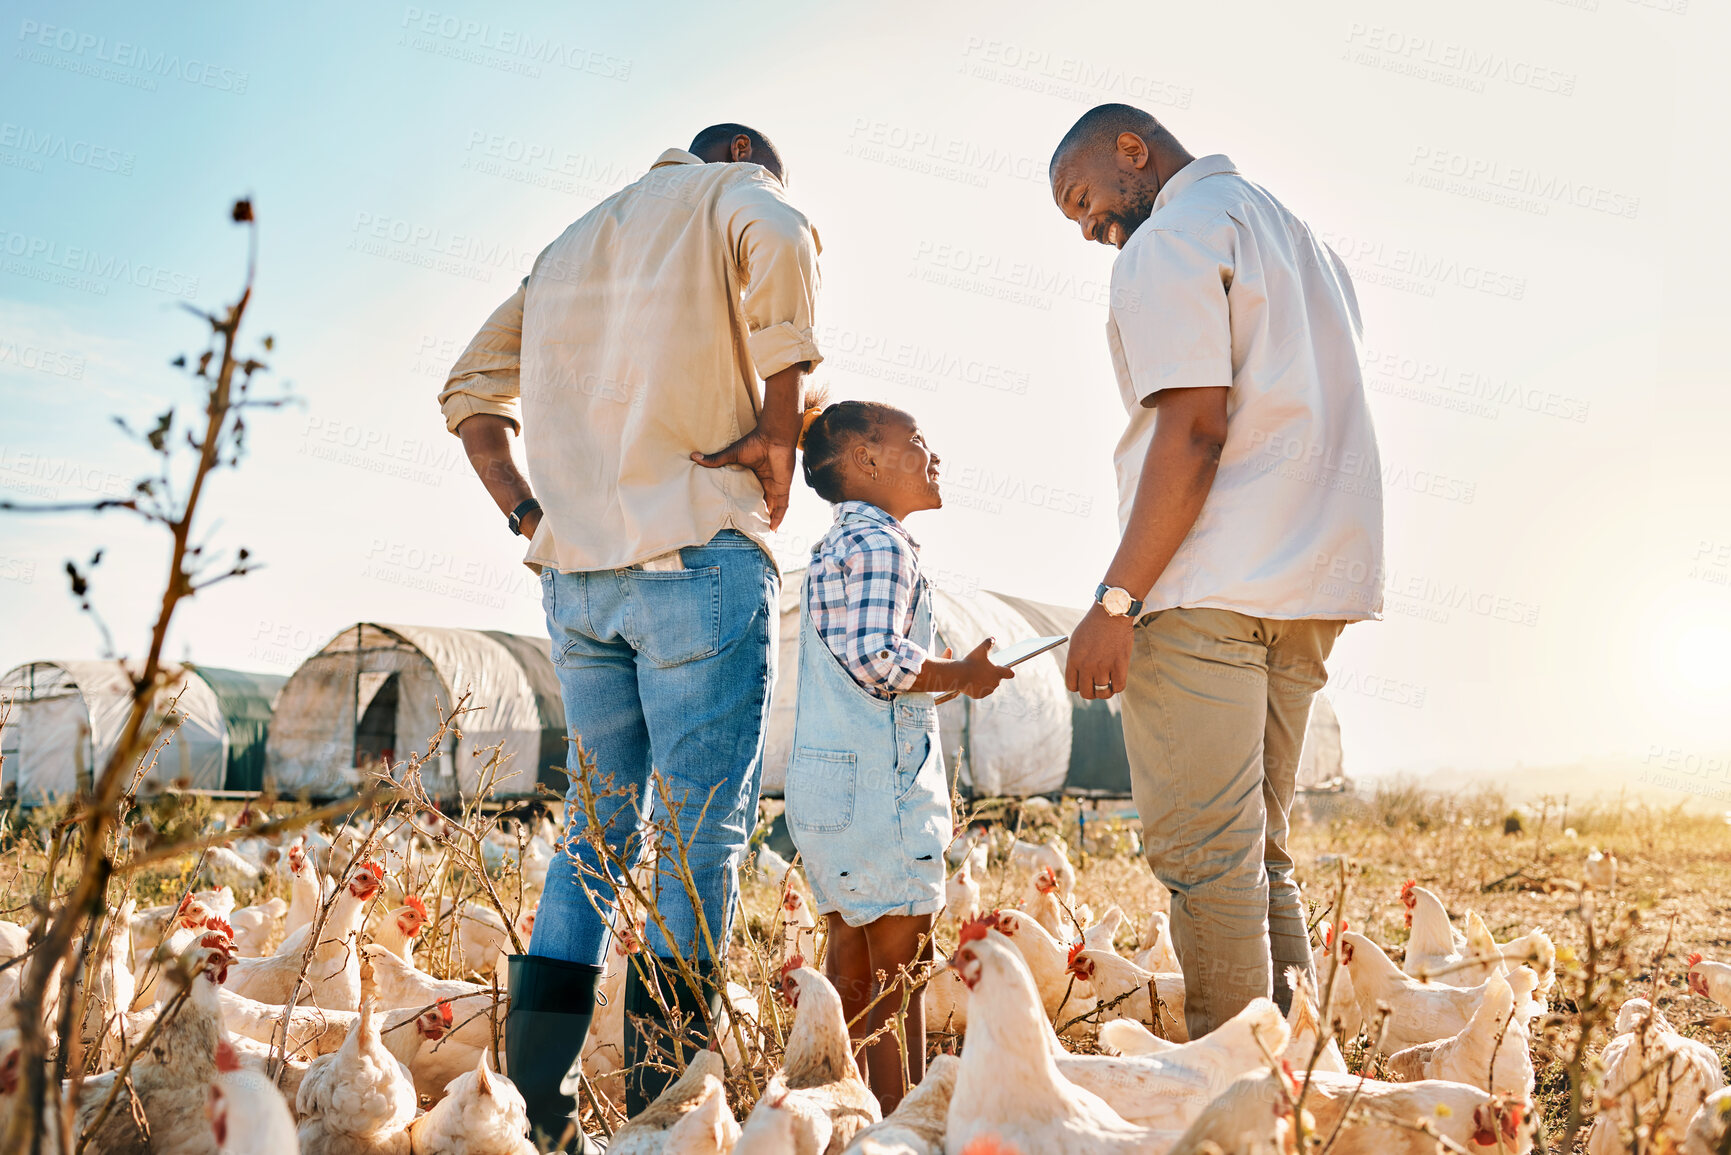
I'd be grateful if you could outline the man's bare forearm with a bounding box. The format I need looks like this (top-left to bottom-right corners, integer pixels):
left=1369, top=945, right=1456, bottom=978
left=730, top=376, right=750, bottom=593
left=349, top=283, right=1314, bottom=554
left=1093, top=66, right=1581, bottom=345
left=758, top=362, right=808, bottom=444
left=1102, top=388, right=1229, bottom=599
left=458, top=414, right=536, bottom=522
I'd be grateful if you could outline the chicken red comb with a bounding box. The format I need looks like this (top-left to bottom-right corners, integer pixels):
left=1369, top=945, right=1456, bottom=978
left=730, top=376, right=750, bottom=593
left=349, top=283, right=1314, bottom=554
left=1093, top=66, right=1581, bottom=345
left=203, top=916, right=235, bottom=940
left=781, top=953, right=806, bottom=977
left=1067, top=940, right=1085, bottom=967
left=1036, top=866, right=1058, bottom=894
left=1690, top=952, right=1704, bottom=967
left=781, top=889, right=802, bottom=912
left=959, top=913, right=998, bottom=945
left=438, top=1000, right=454, bottom=1026
left=214, top=1038, right=240, bottom=1073
left=1399, top=879, right=1416, bottom=905
left=360, top=860, right=385, bottom=880
left=404, top=895, right=428, bottom=920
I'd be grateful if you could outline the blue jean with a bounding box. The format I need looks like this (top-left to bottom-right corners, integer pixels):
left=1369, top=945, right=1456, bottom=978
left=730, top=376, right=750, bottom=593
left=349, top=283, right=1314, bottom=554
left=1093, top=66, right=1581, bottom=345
left=529, top=530, right=778, bottom=966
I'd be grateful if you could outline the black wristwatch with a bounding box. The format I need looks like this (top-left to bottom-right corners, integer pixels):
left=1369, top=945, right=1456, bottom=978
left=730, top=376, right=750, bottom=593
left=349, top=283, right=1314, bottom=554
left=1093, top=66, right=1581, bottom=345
left=507, top=497, right=541, bottom=536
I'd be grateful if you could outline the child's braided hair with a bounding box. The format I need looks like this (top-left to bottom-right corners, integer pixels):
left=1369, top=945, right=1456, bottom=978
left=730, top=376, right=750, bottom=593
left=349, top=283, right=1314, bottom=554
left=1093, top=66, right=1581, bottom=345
left=797, top=390, right=900, bottom=503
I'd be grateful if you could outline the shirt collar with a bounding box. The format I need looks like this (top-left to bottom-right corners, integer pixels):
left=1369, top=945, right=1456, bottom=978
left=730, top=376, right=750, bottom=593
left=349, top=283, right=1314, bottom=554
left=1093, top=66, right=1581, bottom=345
left=1152, top=153, right=1239, bottom=215
left=651, top=147, right=703, bottom=169
left=834, top=500, right=920, bottom=549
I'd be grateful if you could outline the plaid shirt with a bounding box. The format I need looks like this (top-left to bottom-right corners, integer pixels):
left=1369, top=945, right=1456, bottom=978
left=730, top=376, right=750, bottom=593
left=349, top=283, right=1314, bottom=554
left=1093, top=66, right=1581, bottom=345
left=807, top=501, right=928, bottom=699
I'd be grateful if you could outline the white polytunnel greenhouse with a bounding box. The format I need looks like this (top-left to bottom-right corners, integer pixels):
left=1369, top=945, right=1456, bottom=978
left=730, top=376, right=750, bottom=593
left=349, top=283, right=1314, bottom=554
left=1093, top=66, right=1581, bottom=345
left=0, top=660, right=285, bottom=803
left=263, top=623, right=569, bottom=799
left=255, top=593, right=1345, bottom=801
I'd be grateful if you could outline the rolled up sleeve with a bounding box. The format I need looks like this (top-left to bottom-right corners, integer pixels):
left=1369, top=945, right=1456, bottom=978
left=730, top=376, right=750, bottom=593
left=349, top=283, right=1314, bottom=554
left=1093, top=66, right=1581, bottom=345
left=439, top=280, right=526, bottom=434
left=722, top=178, right=823, bottom=378
left=1111, top=222, right=1236, bottom=404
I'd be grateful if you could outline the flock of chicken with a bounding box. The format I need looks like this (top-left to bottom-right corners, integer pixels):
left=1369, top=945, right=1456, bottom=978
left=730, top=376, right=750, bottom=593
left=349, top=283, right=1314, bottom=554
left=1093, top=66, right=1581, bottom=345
left=3, top=810, right=1730, bottom=1155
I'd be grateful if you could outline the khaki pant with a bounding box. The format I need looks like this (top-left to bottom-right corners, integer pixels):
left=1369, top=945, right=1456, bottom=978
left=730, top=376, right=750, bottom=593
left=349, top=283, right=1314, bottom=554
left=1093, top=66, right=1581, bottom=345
left=1122, top=607, right=1346, bottom=1038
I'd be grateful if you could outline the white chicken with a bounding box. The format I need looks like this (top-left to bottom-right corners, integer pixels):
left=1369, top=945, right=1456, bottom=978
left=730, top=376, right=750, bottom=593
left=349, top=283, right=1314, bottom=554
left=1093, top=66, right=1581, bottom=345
left=1081, top=906, right=1127, bottom=955
left=840, top=1051, right=956, bottom=1155
left=1281, top=966, right=1347, bottom=1074
left=82, top=899, right=136, bottom=1066
left=229, top=896, right=289, bottom=958
left=370, top=896, right=428, bottom=963
left=1584, top=847, right=1618, bottom=893
left=734, top=960, right=881, bottom=1154
left=1171, top=1066, right=1534, bottom=1155
left=942, top=858, right=981, bottom=925
left=1386, top=970, right=1534, bottom=1100
left=201, top=846, right=264, bottom=890
left=1024, top=865, right=1068, bottom=940
left=1058, top=996, right=1290, bottom=1132
left=580, top=908, right=645, bottom=1101
left=284, top=838, right=329, bottom=939
left=435, top=897, right=526, bottom=976
left=209, top=1037, right=298, bottom=1155
left=361, top=944, right=491, bottom=1013
left=1338, top=930, right=1511, bottom=1052
left=0, top=920, right=29, bottom=962
left=130, top=896, right=221, bottom=1010
left=1010, top=836, right=1075, bottom=900
left=1066, top=944, right=1187, bottom=1041
left=77, top=935, right=234, bottom=1155
left=1313, top=922, right=1363, bottom=1042
left=1495, top=926, right=1556, bottom=999
left=946, top=926, right=1170, bottom=1155
left=295, top=974, right=419, bottom=1155
left=1131, top=910, right=1181, bottom=976
left=750, top=843, right=796, bottom=886
left=1398, top=881, right=1472, bottom=985
left=609, top=1049, right=738, bottom=1155
left=1682, top=1086, right=1731, bottom=1155
left=988, top=910, right=1096, bottom=1030
left=1458, top=909, right=1511, bottom=985
left=229, top=859, right=383, bottom=1011
left=1587, top=997, right=1724, bottom=1155
left=405, top=1052, right=538, bottom=1155
left=780, top=883, right=820, bottom=963
left=1687, top=951, right=1731, bottom=1010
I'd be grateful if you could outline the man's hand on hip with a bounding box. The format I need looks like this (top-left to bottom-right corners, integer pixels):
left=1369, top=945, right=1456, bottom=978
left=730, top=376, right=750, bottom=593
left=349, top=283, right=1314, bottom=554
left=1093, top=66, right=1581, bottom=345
left=691, top=361, right=807, bottom=530
left=1066, top=603, right=1134, bottom=701
left=691, top=431, right=797, bottom=530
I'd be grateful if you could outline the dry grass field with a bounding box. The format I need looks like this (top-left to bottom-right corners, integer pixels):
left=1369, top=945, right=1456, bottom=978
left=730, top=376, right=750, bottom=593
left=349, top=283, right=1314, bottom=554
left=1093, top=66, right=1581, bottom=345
left=4, top=775, right=1729, bottom=1153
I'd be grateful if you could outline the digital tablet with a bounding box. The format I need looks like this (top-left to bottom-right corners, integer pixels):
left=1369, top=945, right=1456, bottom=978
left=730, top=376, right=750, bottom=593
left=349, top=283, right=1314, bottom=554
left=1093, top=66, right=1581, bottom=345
left=934, top=634, right=1069, bottom=703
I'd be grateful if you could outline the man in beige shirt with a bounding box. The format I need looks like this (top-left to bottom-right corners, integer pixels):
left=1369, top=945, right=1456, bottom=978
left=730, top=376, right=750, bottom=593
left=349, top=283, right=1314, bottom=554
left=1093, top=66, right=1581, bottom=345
left=1050, top=104, right=1384, bottom=1038
left=440, top=123, right=819, bottom=1148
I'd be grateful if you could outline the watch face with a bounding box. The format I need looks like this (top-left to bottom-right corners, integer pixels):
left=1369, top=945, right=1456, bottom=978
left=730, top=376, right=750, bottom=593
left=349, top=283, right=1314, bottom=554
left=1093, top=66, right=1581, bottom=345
left=1102, top=587, right=1132, bottom=616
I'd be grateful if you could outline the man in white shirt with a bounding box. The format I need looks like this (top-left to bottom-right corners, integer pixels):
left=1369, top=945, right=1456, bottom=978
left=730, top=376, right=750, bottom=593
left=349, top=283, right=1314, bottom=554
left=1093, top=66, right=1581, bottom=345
left=1048, top=104, right=1384, bottom=1038
left=444, top=123, right=819, bottom=1147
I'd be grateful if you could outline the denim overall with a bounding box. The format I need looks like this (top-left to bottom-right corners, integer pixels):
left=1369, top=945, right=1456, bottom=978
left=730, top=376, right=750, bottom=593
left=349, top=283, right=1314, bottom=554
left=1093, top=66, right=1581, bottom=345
left=784, top=544, right=951, bottom=926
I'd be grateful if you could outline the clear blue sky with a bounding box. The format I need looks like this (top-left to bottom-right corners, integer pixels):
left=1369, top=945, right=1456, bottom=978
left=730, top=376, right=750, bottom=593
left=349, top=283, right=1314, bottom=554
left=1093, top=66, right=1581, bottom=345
left=3, top=0, right=1728, bottom=784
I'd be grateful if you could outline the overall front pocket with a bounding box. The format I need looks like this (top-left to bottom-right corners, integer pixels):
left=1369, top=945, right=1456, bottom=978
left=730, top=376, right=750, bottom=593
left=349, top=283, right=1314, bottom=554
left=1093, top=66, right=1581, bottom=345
left=785, top=747, right=858, bottom=833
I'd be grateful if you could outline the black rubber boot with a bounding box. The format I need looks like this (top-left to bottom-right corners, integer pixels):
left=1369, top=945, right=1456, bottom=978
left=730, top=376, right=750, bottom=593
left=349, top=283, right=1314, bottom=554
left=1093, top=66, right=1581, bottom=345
left=506, top=954, right=605, bottom=1154
left=623, top=956, right=724, bottom=1116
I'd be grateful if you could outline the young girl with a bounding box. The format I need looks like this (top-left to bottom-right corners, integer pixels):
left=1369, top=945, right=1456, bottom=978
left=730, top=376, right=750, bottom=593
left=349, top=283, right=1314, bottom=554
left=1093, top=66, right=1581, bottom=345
left=786, top=399, right=1012, bottom=1113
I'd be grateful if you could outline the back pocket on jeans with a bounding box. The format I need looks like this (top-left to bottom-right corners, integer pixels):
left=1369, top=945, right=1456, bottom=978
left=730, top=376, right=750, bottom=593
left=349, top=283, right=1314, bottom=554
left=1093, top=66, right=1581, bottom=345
left=785, top=748, right=857, bottom=833
left=619, top=564, right=721, bottom=668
